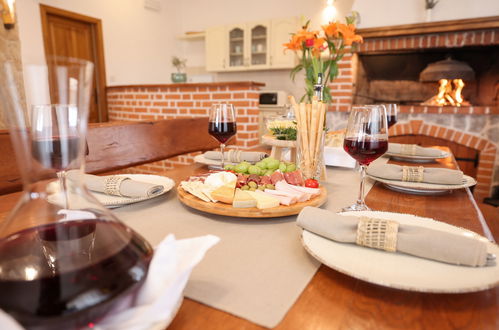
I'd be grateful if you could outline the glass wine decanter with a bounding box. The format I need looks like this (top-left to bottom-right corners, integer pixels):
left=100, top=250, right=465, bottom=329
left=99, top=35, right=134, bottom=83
left=0, top=57, right=153, bottom=329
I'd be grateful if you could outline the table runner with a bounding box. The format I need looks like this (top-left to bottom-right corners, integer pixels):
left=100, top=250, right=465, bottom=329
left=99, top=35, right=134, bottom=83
left=114, top=161, right=383, bottom=328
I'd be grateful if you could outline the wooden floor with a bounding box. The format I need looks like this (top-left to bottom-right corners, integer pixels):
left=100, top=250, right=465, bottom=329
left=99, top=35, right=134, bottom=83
left=478, top=202, right=499, bottom=241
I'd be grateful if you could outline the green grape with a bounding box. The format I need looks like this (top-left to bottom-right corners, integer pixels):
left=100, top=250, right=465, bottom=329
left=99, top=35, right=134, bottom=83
left=235, top=162, right=249, bottom=173
left=286, top=163, right=296, bottom=172
left=248, top=165, right=261, bottom=175
left=279, top=162, right=287, bottom=172
left=255, top=161, right=267, bottom=170
left=224, top=164, right=235, bottom=171
left=265, top=169, right=274, bottom=176
left=267, top=158, right=280, bottom=170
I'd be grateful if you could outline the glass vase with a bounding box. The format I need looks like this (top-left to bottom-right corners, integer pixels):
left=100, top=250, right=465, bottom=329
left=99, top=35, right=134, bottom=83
left=297, top=129, right=326, bottom=180
left=0, top=57, right=153, bottom=329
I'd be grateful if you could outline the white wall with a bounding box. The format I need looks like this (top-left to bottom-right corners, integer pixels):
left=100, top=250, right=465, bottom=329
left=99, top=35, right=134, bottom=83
left=15, top=0, right=499, bottom=93
left=16, top=0, right=180, bottom=86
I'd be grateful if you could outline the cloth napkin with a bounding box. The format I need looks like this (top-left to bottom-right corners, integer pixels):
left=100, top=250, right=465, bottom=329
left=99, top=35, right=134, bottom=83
left=81, top=174, right=164, bottom=198
left=204, top=150, right=268, bottom=163
left=367, top=163, right=463, bottom=185
left=0, top=234, right=220, bottom=330
left=297, top=207, right=488, bottom=267
left=388, top=143, right=445, bottom=157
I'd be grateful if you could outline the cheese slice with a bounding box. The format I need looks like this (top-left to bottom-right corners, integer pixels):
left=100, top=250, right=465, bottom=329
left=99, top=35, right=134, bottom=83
left=211, top=183, right=236, bottom=204
left=232, top=189, right=257, bottom=208
left=246, top=190, right=280, bottom=209
left=180, top=181, right=212, bottom=202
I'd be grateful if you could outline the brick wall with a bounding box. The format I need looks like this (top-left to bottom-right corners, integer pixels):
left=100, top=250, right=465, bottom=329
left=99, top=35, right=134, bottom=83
left=106, top=82, right=262, bottom=172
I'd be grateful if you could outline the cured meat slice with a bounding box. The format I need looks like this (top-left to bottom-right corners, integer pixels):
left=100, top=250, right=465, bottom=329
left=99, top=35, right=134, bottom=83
left=283, top=170, right=304, bottom=186
left=275, top=181, right=310, bottom=202
left=270, top=171, right=284, bottom=184
left=264, top=189, right=298, bottom=205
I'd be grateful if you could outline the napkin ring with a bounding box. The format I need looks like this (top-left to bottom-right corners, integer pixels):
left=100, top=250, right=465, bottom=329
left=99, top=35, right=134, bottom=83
left=104, top=176, right=129, bottom=196
left=401, top=144, right=417, bottom=155
left=402, top=166, right=424, bottom=182
left=356, top=217, right=399, bottom=252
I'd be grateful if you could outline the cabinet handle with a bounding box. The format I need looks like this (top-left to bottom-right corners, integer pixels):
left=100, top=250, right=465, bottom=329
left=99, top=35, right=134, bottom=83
left=270, top=55, right=273, bottom=66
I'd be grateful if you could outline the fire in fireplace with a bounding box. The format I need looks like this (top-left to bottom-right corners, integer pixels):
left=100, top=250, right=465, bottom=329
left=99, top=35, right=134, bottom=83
left=420, top=57, right=474, bottom=106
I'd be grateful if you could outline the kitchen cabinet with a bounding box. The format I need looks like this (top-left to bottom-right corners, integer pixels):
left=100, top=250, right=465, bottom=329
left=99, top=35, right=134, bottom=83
left=206, top=17, right=298, bottom=72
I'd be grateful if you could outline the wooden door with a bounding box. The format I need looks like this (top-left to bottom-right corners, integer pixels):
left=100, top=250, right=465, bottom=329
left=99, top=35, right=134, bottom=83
left=40, top=5, right=107, bottom=123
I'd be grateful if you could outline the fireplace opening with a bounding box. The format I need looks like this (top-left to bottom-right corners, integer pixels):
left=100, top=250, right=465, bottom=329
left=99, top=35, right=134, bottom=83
left=353, top=45, right=499, bottom=106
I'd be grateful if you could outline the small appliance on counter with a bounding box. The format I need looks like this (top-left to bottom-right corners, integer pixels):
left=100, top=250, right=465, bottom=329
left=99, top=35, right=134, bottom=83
left=258, top=90, right=289, bottom=143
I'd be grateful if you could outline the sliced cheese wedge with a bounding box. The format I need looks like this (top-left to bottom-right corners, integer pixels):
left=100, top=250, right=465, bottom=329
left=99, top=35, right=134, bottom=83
left=180, top=181, right=212, bottom=202
left=232, top=189, right=257, bottom=208
left=211, top=183, right=236, bottom=204
left=246, top=190, right=280, bottom=209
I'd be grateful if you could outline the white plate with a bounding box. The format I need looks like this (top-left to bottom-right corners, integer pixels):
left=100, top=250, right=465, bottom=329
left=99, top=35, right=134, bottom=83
left=92, top=174, right=175, bottom=207
left=368, top=174, right=476, bottom=195
left=301, top=211, right=499, bottom=293
left=386, top=150, right=450, bottom=163
left=194, top=154, right=239, bottom=167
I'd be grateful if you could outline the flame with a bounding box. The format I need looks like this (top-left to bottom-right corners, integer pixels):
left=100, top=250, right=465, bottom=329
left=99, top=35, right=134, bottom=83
left=422, top=79, right=470, bottom=106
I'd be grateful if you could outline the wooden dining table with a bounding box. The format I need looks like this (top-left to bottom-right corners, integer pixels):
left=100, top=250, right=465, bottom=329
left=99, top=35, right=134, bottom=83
left=0, top=147, right=497, bottom=329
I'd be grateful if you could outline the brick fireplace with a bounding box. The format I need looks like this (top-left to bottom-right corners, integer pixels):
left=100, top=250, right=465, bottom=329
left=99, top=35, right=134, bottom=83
left=327, top=16, right=499, bottom=200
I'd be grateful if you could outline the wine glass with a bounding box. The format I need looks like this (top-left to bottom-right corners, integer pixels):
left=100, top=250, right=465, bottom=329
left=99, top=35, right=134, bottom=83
left=208, top=103, right=237, bottom=169
left=384, top=103, right=399, bottom=128
left=343, top=105, right=388, bottom=211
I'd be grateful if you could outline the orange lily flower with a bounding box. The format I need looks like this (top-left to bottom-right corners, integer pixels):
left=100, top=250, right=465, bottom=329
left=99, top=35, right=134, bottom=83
left=337, top=23, right=363, bottom=46
left=312, top=37, right=327, bottom=57
left=322, top=22, right=340, bottom=38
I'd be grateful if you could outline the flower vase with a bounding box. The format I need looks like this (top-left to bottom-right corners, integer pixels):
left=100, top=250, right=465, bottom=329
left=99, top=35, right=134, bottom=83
left=297, top=129, right=326, bottom=181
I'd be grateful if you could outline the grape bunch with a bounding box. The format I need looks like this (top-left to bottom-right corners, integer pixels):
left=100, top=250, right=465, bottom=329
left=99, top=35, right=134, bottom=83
left=224, top=157, right=296, bottom=176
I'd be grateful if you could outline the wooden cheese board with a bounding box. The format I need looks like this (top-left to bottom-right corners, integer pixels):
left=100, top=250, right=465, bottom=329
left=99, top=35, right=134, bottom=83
left=177, top=185, right=328, bottom=218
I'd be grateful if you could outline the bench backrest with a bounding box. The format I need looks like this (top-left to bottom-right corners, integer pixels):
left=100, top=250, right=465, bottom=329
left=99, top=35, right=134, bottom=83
left=0, top=118, right=220, bottom=194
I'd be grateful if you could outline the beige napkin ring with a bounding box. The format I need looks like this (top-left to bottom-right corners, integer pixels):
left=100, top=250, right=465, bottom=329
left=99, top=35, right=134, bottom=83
left=356, top=217, right=399, bottom=252
left=104, top=176, right=130, bottom=196
left=402, top=166, right=424, bottom=182
left=401, top=144, right=417, bottom=155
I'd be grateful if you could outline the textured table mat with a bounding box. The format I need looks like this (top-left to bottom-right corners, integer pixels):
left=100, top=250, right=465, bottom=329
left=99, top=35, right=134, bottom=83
left=114, top=161, right=384, bottom=328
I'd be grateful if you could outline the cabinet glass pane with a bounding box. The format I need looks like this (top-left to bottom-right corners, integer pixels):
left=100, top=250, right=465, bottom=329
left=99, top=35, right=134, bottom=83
left=229, top=28, right=244, bottom=67
left=251, top=25, right=267, bottom=65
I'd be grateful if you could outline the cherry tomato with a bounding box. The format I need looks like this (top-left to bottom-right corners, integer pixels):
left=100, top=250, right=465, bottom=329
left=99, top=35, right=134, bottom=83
left=304, top=178, right=319, bottom=188
left=225, top=170, right=235, bottom=174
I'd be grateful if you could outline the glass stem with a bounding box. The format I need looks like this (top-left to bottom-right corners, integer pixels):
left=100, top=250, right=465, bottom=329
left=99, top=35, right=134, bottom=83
left=356, top=165, right=367, bottom=207
left=58, top=170, right=69, bottom=209
left=220, top=143, right=226, bottom=169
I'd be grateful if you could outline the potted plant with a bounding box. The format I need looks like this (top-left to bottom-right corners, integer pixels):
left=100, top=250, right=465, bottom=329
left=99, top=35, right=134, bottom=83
left=171, top=56, right=187, bottom=83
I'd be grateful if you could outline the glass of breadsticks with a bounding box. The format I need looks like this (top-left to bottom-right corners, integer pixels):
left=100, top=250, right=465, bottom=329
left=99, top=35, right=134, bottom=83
left=289, top=96, right=327, bottom=180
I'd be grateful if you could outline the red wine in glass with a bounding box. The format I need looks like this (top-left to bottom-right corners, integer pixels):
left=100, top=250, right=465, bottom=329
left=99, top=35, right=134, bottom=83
left=208, top=121, right=237, bottom=144
left=344, top=137, right=388, bottom=165
left=0, top=219, right=153, bottom=329
left=387, top=115, right=397, bottom=128
left=32, top=136, right=81, bottom=170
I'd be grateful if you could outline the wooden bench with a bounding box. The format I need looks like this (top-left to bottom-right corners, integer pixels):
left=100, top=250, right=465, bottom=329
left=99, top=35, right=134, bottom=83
left=0, top=118, right=220, bottom=194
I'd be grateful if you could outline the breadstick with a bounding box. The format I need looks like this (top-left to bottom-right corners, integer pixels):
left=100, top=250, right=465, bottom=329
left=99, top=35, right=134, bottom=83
left=314, top=102, right=327, bottom=173
left=309, top=100, right=319, bottom=168
left=299, top=102, right=311, bottom=176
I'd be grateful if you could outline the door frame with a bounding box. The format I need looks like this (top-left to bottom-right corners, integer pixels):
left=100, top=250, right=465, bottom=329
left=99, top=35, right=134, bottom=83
left=40, top=4, right=108, bottom=122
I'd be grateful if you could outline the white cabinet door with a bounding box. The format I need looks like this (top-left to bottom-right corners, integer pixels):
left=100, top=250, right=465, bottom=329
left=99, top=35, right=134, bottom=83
left=205, top=25, right=227, bottom=72
left=226, top=24, right=246, bottom=70
left=270, top=17, right=298, bottom=69
left=247, top=20, right=270, bottom=70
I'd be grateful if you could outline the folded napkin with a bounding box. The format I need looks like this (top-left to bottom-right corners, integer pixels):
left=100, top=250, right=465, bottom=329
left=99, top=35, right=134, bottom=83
left=388, top=143, right=445, bottom=157
left=0, top=234, right=220, bottom=330
left=367, top=163, right=463, bottom=185
left=204, top=150, right=268, bottom=163
left=297, top=207, right=488, bottom=267
left=82, top=174, right=164, bottom=198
